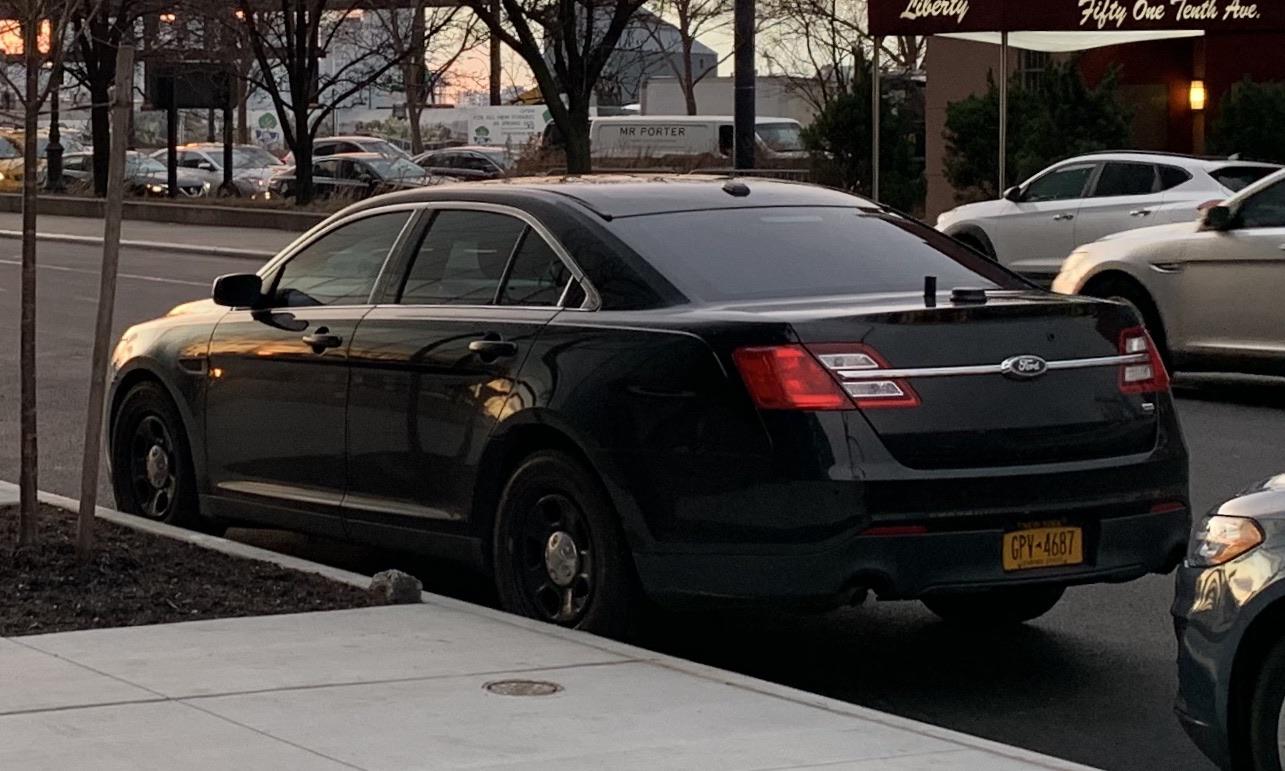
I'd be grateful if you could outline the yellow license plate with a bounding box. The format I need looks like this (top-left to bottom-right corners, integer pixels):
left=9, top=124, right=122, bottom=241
left=1002, top=527, right=1083, bottom=572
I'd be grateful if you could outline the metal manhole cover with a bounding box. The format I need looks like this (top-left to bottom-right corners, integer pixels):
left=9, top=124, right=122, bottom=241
left=483, top=679, right=563, bottom=697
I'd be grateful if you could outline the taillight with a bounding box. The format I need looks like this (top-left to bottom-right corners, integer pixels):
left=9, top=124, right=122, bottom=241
left=1119, top=327, right=1170, bottom=394
left=732, top=344, right=919, bottom=411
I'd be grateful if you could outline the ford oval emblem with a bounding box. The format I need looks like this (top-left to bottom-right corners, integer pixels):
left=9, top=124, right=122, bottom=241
left=1001, top=355, right=1049, bottom=381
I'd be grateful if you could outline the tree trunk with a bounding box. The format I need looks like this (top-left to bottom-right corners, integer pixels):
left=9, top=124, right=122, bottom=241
left=407, top=7, right=426, bottom=155
left=681, top=39, right=697, bottom=115
left=294, top=109, right=314, bottom=204
left=17, top=17, right=40, bottom=548
left=563, top=105, right=592, bottom=174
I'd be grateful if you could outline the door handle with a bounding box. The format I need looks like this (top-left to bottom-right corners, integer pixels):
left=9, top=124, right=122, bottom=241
left=1130, top=209, right=1153, bottom=217
left=1052, top=213, right=1075, bottom=221
left=468, top=338, right=519, bottom=360
left=302, top=327, right=343, bottom=353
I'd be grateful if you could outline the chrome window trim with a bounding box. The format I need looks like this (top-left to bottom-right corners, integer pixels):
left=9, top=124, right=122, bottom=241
left=837, top=353, right=1148, bottom=380
left=395, top=200, right=601, bottom=311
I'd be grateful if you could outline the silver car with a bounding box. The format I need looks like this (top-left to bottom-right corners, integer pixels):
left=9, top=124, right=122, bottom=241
left=1053, top=167, right=1285, bottom=375
left=149, top=143, right=285, bottom=198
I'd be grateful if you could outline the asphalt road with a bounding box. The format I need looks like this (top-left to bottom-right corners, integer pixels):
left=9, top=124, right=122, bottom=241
left=4, top=240, right=1285, bottom=771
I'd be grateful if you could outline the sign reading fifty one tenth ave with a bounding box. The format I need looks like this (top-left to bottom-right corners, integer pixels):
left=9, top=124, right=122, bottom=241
left=869, top=0, right=1285, bottom=35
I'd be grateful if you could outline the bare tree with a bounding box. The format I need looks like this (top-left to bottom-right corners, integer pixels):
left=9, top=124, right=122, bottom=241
left=0, top=0, right=95, bottom=548
left=458, top=0, right=648, bottom=173
left=642, top=0, right=729, bottom=114
left=372, top=2, right=482, bottom=155
left=760, top=0, right=921, bottom=111
left=226, top=0, right=432, bottom=204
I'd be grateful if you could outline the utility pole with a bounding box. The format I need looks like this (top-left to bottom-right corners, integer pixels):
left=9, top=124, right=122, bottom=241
left=733, top=0, right=755, bottom=170
left=76, top=45, right=135, bottom=560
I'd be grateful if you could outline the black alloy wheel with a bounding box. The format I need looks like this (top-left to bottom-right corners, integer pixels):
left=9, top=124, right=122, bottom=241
left=110, top=381, right=220, bottom=534
left=1245, top=635, right=1285, bottom=771
left=493, top=451, right=637, bottom=637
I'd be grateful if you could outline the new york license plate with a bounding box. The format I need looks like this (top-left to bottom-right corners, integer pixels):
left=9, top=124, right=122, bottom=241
left=1002, top=527, right=1084, bottom=572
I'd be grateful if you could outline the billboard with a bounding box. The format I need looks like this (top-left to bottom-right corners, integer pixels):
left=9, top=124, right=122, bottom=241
left=869, top=0, right=1285, bottom=35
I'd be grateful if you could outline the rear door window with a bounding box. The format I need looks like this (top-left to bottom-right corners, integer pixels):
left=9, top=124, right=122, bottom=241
left=609, top=207, right=1024, bottom=303
left=398, top=210, right=526, bottom=305
left=500, top=230, right=576, bottom=306
left=1157, top=165, right=1192, bottom=191
left=1090, top=162, right=1158, bottom=197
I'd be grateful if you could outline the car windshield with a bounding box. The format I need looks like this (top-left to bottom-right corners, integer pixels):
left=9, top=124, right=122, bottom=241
left=1211, top=165, right=1280, bottom=192
left=231, top=146, right=283, bottom=168
left=366, top=156, right=424, bottom=179
left=360, top=138, right=412, bottom=160
left=127, top=154, right=166, bottom=174
left=610, top=207, right=1024, bottom=302
left=756, top=123, right=804, bottom=153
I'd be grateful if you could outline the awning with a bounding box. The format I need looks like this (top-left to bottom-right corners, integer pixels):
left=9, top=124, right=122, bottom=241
left=940, top=30, right=1204, bottom=52
left=870, top=0, right=1285, bottom=36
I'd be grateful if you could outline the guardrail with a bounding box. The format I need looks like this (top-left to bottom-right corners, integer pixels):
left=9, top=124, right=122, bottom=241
left=0, top=194, right=328, bottom=232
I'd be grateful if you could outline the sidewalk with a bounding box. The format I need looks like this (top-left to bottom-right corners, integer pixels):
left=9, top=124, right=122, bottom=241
left=0, top=482, right=1097, bottom=771
left=0, top=212, right=298, bottom=259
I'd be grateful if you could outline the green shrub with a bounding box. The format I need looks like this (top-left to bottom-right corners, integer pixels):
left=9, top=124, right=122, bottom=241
left=944, top=61, right=1131, bottom=203
left=1210, top=78, right=1285, bottom=163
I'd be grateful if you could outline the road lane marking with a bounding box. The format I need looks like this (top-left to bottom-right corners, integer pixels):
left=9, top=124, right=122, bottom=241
left=0, top=258, right=207, bottom=287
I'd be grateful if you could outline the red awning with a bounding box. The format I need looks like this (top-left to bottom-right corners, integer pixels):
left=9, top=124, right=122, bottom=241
left=869, top=0, right=1285, bottom=37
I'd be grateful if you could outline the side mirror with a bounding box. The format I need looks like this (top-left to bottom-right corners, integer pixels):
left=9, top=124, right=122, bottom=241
left=212, top=273, right=263, bottom=308
left=1202, top=204, right=1234, bottom=232
left=198, top=161, right=217, bottom=172
left=1003, top=186, right=1022, bottom=202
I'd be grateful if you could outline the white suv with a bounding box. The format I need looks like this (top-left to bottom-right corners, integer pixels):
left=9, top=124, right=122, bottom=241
left=936, top=152, right=1279, bottom=279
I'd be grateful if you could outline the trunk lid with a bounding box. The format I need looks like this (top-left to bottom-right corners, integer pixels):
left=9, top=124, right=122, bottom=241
left=736, top=291, right=1161, bottom=469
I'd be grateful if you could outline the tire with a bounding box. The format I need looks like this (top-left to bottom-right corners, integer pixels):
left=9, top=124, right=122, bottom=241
left=922, top=585, right=1065, bottom=626
left=110, top=381, right=223, bottom=535
left=953, top=231, right=996, bottom=260
left=493, top=450, right=638, bottom=638
left=1082, top=276, right=1172, bottom=369
left=1245, top=635, right=1285, bottom=771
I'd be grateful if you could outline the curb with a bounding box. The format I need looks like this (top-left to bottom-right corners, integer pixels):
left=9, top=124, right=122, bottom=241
left=0, top=230, right=275, bottom=260
left=0, top=479, right=1100, bottom=771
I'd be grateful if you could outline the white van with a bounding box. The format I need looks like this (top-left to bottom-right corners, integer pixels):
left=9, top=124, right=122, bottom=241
left=545, top=115, right=808, bottom=164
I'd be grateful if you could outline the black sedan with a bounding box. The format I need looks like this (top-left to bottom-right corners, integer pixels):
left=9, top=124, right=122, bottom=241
left=1175, top=476, right=1285, bottom=770
left=107, top=176, right=1189, bottom=637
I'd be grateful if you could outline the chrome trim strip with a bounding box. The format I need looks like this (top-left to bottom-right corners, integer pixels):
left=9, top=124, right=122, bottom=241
left=836, top=353, right=1148, bottom=380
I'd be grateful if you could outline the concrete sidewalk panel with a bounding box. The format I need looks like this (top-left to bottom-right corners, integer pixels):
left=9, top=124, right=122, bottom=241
left=0, top=639, right=156, bottom=715
left=0, top=700, right=353, bottom=771
left=190, top=661, right=961, bottom=771
left=20, top=606, right=634, bottom=698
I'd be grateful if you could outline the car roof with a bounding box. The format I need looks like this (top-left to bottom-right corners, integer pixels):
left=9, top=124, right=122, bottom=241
left=429, top=145, right=508, bottom=155
left=177, top=143, right=267, bottom=151
left=342, top=175, right=873, bottom=219
left=319, top=151, right=385, bottom=161
left=320, top=136, right=392, bottom=144
left=1069, top=151, right=1280, bottom=169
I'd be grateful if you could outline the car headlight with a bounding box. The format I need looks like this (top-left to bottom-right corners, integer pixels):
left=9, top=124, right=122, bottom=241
left=202, top=181, right=211, bottom=191
left=1188, top=515, right=1264, bottom=567
left=148, top=184, right=165, bottom=194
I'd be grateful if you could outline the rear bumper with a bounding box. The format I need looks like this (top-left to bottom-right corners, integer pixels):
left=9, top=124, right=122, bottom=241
left=635, top=505, right=1189, bottom=606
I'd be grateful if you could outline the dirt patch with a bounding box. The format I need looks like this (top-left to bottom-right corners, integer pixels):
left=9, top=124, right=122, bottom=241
left=0, top=503, right=371, bottom=637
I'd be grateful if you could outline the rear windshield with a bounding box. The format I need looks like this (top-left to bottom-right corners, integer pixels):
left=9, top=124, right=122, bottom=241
left=1211, top=165, right=1279, bottom=192
left=609, top=207, right=1025, bottom=302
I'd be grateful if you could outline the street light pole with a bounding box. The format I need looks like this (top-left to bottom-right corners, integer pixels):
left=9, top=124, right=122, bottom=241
left=871, top=38, right=881, bottom=202
left=733, top=0, right=755, bottom=170
left=998, top=31, right=1009, bottom=193
left=46, top=62, right=64, bottom=193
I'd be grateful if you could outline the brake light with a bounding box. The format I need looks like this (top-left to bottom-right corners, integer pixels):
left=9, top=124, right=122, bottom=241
left=732, top=345, right=850, bottom=410
left=1119, top=327, right=1169, bottom=394
left=732, top=344, right=919, bottom=411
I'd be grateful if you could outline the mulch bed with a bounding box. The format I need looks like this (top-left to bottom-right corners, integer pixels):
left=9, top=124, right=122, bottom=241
left=0, top=502, right=372, bottom=637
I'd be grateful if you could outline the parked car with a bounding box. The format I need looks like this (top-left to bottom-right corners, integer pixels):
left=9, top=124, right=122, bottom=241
left=149, top=143, right=285, bottom=198
left=61, top=150, right=210, bottom=197
left=413, top=145, right=513, bottom=180
left=284, top=135, right=413, bottom=164
left=1174, top=474, right=1285, bottom=771
left=937, top=152, right=1280, bottom=280
left=107, top=177, right=1189, bottom=637
left=269, top=152, right=436, bottom=200
left=1053, top=167, right=1285, bottom=376
left=543, top=115, right=809, bottom=166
